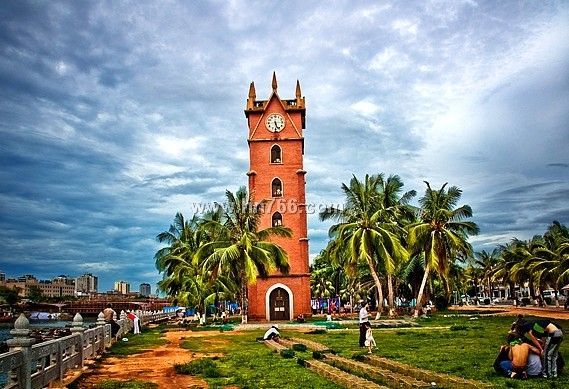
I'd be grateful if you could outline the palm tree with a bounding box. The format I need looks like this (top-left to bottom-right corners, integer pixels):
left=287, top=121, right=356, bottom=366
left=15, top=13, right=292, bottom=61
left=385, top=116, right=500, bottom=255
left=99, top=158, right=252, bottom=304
left=464, top=260, right=484, bottom=303
left=158, top=259, right=235, bottom=323
left=321, top=174, right=409, bottom=318
left=196, top=187, right=292, bottom=323
left=377, top=174, right=416, bottom=316
left=407, top=182, right=479, bottom=317
left=155, top=212, right=205, bottom=278
left=506, top=239, right=536, bottom=301
left=474, top=249, right=500, bottom=301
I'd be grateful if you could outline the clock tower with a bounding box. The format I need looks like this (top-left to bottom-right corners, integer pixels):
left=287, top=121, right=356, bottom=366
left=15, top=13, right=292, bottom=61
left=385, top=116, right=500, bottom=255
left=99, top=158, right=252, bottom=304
left=245, top=73, right=311, bottom=321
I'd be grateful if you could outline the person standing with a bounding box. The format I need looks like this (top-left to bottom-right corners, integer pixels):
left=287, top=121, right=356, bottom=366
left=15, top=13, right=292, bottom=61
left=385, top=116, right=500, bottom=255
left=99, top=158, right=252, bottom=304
left=359, top=301, right=370, bottom=347
left=521, top=320, right=564, bottom=378
left=127, top=310, right=140, bottom=334
left=364, top=322, right=377, bottom=354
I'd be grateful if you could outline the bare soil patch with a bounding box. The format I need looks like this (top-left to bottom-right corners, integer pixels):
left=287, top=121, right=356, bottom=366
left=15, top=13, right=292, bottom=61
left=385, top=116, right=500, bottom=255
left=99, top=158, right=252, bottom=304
left=78, top=330, right=223, bottom=389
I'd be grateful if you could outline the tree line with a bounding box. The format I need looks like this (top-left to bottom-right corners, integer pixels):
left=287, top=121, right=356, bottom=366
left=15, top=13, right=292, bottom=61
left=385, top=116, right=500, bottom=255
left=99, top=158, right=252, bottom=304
left=156, top=173, right=567, bottom=320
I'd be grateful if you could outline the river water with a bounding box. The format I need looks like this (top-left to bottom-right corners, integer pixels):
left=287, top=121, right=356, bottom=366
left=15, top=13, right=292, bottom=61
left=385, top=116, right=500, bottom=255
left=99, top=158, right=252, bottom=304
left=0, top=318, right=96, bottom=343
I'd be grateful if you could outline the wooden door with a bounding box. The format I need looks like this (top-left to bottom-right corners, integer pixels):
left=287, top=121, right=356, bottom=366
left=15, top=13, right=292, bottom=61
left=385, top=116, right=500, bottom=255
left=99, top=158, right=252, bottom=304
left=269, top=287, right=290, bottom=321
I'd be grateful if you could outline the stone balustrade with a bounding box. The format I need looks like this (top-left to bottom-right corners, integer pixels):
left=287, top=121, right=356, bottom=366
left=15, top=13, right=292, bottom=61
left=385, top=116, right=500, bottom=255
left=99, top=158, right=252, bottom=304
left=0, top=310, right=175, bottom=389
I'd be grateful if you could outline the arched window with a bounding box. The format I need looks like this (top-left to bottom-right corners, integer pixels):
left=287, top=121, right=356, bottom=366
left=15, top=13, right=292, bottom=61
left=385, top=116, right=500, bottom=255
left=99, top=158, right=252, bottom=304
left=272, top=178, right=283, bottom=197
left=271, top=145, right=282, bottom=163
left=272, top=212, right=283, bottom=227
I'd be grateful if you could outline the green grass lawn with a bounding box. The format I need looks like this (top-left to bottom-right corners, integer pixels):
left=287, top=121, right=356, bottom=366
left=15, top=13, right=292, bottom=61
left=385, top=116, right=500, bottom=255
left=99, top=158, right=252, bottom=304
left=93, top=380, right=157, bottom=389
left=107, top=325, right=168, bottom=356
left=294, top=313, right=569, bottom=388
left=178, top=331, right=343, bottom=389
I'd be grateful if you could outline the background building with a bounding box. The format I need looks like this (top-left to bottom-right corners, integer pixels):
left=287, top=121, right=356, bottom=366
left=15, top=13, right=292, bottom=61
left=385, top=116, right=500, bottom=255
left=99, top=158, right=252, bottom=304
left=139, top=283, right=151, bottom=297
left=2, top=274, right=75, bottom=298
left=75, top=273, right=98, bottom=295
left=114, top=280, right=130, bottom=295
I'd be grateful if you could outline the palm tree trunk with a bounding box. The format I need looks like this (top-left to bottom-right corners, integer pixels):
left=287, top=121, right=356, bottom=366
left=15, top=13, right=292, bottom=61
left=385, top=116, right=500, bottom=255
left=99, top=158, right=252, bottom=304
left=241, top=282, right=248, bottom=324
left=366, top=257, right=383, bottom=320
left=387, top=274, right=396, bottom=317
left=414, top=265, right=430, bottom=318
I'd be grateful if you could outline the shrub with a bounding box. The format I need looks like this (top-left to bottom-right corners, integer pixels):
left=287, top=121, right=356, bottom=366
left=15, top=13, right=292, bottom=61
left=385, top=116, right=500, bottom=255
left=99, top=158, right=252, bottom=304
left=450, top=325, right=468, bottom=331
left=174, top=358, right=221, bottom=377
left=292, top=343, right=307, bottom=352
left=352, top=353, right=368, bottom=362
left=312, top=351, right=324, bottom=360
left=297, top=358, right=306, bottom=367
left=280, top=349, right=296, bottom=359
left=202, top=366, right=222, bottom=378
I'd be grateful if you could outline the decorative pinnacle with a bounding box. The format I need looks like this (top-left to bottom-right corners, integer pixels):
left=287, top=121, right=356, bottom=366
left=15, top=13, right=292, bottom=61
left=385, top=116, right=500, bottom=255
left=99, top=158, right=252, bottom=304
left=272, top=71, right=278, bottom=92
left=248, top=81, right=256, bottom=99
left=14, top=313, right=30, bottom=330
left=73, top=312, right=83, bottom=326
left=296, top=79, right=302, bottom=99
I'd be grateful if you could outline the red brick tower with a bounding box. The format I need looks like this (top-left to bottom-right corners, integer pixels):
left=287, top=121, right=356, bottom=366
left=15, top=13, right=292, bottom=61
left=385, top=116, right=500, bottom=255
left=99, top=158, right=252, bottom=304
left=245, top=73, right=311, bottom=321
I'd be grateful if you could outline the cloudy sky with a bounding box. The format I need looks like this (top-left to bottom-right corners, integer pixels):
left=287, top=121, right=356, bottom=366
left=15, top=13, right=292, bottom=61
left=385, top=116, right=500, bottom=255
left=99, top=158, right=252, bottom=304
left=0, top=1, right=567, bottom=292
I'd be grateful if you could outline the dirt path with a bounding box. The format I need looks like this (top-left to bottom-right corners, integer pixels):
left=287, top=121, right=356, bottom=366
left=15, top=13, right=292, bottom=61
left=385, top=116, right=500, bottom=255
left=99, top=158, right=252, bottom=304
left=450, top=305, right=569, bottom=320
left=78, top=330, right=220, bottom=388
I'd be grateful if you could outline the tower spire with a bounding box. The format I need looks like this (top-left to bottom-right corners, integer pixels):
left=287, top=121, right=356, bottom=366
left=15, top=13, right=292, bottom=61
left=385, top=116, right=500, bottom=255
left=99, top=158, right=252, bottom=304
left=295, top=80, right=302, bottom=99
left=272, top=71, right=278, bottom=92
left=248, top=81, right=256, bottom=99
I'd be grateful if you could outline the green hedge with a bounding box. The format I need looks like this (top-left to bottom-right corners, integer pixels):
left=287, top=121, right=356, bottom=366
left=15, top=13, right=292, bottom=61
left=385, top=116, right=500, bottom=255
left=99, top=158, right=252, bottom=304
left=280, top=349, right=296, bottom=359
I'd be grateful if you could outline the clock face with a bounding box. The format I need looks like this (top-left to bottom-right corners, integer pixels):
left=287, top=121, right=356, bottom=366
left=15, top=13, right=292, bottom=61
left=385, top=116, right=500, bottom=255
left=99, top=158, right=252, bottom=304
left=265, top=113, right=285, bottom=132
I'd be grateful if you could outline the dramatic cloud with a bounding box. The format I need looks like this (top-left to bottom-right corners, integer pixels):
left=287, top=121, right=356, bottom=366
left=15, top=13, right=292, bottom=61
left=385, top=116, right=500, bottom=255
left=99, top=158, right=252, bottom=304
left=0, top=1, right=567, bottom=291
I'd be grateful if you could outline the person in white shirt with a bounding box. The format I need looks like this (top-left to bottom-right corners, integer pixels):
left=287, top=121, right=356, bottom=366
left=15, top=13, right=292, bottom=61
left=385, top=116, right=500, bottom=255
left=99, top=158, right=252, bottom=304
left=263, top=325, right=280, bottom=341
left=359, top=301, right=370, bottom=347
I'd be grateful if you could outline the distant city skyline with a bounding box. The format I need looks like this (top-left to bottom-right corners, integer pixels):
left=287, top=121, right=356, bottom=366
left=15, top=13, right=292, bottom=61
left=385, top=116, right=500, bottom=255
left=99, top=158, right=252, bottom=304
left=0, top=1, right=567, bottom=291
left=1, top=270, right=154, bottom=296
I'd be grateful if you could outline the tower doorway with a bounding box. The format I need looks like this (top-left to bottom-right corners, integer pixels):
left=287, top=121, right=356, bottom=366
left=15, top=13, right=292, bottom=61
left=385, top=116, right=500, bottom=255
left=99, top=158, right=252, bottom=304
left=269, top=287, right=290, bottom=321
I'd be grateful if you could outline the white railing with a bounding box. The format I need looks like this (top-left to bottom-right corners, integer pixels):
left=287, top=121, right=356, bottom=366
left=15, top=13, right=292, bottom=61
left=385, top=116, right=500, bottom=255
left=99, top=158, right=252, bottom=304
left=0, top=310, right=175, bottom=389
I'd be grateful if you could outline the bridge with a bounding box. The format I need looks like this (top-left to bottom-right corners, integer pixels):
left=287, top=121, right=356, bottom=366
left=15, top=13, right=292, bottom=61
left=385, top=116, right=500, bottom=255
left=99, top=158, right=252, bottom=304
left=64, top=299, right=171, bottom=315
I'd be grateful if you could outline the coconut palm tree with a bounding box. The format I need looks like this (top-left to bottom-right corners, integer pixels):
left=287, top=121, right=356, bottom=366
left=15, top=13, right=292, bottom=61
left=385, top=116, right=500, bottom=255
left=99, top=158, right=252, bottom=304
left=195, top=187, right=292, bottom=323
left=407, top=182, right=479, bottom=317
left=505, top=239, right=536, bottom=301
left=158, top=258, right=236, bottom=323
left=474, top=249, right=500, bottom=301
left=155, top=212, right=205, bottom=278
left=320, top=174, right=409, bottom=318
left=377, top=174, right=416, bottom=316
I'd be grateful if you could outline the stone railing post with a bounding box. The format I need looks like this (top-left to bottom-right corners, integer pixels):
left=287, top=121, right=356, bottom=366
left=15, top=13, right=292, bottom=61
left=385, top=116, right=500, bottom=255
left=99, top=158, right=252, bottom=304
left=70, top=313, right=85, bottom=368
left=96, top=311, right=107, bottom=350
left=96, top=311, right=105, bottom=327
left=6, top=313, right=35, bottom=389
left=119, top=310, right=127, bottom=337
